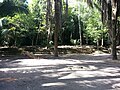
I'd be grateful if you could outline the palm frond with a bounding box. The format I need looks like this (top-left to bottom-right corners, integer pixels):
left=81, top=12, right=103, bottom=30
left=0, top=0, right=28, bottom=17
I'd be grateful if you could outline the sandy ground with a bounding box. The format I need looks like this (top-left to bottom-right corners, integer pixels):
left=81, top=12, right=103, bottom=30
left=0, top=53, right=120, bottom=90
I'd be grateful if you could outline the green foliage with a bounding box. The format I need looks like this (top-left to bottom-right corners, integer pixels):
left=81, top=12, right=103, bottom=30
left=0, top=0, right=48, bottom=46
left=0, top=0, right=110, bottom=47
left=0, top=0, right=28, bottom=17
left=85, top=8, right=107, bottom=43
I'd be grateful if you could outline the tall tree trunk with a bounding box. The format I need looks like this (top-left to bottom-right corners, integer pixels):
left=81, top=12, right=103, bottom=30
left=117, top=21, right=120, bottom=45
left=46, top=0, right=52, bottom=48
left=78, top=1, right=82, bottom=46
left=65, top=0, right=68, bottom=17
left=54, top=0, right=61, bottom=57
left=111, top=0, right=118, bottom=60
left=107, top=0, right=112, bottom=41
left=59, top=0, right=62, bottom=29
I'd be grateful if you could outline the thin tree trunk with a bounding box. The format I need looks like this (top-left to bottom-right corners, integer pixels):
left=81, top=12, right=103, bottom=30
left=101, top=26, right=104, bottom=47
left=111, top=0, right=118, bottom=60
left=35, top=31, right=39, bottom=45
left=111, top=20, right=117, bottom=60
left=101, top=36, right=104, bottom=46
left=65, top=0, right=68, bottom=17
left=32, top=37, right=34, bottom=46
left=59, top=0, right=62, bottom=29
left=86, top=37, right=88, bottom=45
left=97, top=39, right=99, bottom=50
left=54, top=0, right=61, bottom=57
left=78, top=1, right=82, bottom=46
left=36, top=21, right=41, bottom=45
left=107, top=0, right=112, bottom=41
left=14, top=30, right=17, bottom=47
left=46, top=0, right=51, bottom=47
left=118, top=22, right=120, bottom=45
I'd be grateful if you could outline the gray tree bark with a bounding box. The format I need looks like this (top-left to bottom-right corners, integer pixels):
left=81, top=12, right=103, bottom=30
left=54, top=0, right=61, bottom=57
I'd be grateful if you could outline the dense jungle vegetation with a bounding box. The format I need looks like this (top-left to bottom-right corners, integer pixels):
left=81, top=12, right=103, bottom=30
left=0, top=0, right=120, bottom=60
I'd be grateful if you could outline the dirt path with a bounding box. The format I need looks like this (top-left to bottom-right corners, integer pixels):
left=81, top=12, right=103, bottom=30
left=0, top=54, right=120, bottom=90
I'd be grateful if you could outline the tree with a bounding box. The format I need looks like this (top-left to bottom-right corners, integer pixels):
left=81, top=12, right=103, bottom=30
left=54, top=0, right=61, bottom=57
left=77, top=0, right=82, bottom=46
left=101, top=0, right=119, bottom=60
left=1, top=13, right=37, bottom=46
left=46, top=0, right=53, bottom=48
left=86, top=0, right=120, bottom=60
left=111, top=0, right=118, bottom=60
left=0, top=0, right=29, bottom=46
left=30, top=0, right=48, bottom=46
left=65, top=0, right=68, bottom=17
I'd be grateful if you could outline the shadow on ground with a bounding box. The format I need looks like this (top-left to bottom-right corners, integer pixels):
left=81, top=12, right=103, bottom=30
left=0, top=54, right=120, bottom=90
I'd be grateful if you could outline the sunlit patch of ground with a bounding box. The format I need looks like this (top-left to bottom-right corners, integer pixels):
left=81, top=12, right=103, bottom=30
left=42, top=82, right=66, bottom=87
